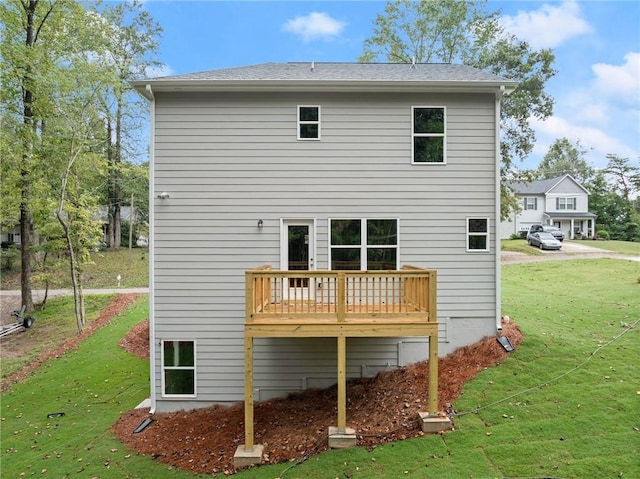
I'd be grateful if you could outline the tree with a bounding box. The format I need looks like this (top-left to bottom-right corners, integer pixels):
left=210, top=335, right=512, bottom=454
left=96, top=0, right=160, bottom=249
left=537, top=137, right=594, bottom=183
left=603, top=154, right=639, bottom=203
left=360, top=0, right=556, bottom=219
left=0, top=0, right=90, bottom=311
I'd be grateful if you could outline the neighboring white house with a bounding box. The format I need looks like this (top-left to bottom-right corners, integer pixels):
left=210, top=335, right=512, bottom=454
left=0, top=226, right=21, bottom=246
left=500, top=174, right=596, bottom=240
left=133, top=62, right=518, bottom=416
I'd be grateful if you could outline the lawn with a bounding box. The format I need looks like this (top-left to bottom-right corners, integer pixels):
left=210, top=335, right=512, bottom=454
left=1, top=259, right=638, bottom=478
left=584, top=239, right=640, bottom=255
left=1, top=248, right=149, bottom=290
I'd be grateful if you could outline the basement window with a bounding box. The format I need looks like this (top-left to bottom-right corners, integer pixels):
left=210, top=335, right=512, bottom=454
left=162, top=340, right=196, bottom=397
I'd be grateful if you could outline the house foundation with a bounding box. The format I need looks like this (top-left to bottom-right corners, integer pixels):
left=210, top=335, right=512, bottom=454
left=418, top=412, right=452, bottom=433
left=328, top=426, right=357, bottom=449
left=233, top=444, right=264, bottom=469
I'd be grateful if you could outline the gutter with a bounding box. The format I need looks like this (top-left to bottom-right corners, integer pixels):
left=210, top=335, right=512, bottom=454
left=495, top=86, right=505, bottom=332
left=145, top=84, right=157, bottom=414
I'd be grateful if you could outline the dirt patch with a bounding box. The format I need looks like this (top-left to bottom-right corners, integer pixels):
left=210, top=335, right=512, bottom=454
left=119, top=317, right=149, bottom=359
left=112, top=320, right=522, bottom=475
left=0, top=293, right=139, bottom=391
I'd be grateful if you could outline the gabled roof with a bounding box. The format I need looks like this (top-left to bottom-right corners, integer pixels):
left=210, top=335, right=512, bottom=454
left=508, top=174, right=590, bottom=195
left=133, top=62, right=518, bottom=98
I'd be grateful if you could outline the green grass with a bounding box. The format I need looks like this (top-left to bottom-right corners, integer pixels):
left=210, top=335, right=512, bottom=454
left=2, top=259, right=639, bottom=479
left=582, top=239, right=640, bottom=255
left=500, top=238, right=543, bottom=255
left=1, top=295, right=115, bottom=379
left=1, top=248, right=149, bottom=290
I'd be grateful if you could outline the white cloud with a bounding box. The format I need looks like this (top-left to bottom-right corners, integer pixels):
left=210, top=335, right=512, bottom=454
left=500, top=1, right=592, bottom=49
left=592, top=52, right=640, bottom=105
left=282, top=12, right=346, bottom=42
left=530, top=116, right=637, bottom=167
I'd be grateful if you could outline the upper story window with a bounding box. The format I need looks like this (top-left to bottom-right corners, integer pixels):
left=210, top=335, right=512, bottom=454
left=524, top=197, right=538, bottom=210
left=162, top=340, right=196, bottom=397
left=298, top=105, right=320, bottom=140
left=412, top=106, right=446, bottom=164
left=467, top=218, right=490, bottom=252
left=557, top=197, right=576, bottom=210
left=330, top=219, right=398, bottom=270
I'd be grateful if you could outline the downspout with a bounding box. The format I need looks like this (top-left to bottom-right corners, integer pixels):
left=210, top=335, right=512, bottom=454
left=146, top=84, right=157, bottom=414
left=495, top=86, right=504, bottom=332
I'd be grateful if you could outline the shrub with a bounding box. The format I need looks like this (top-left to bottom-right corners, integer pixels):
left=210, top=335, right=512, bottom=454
left=509, top=233, right=521, bottom=240
left=596, top=229, right=610, bottom=240
left=0, top=245, right=19, bottom=272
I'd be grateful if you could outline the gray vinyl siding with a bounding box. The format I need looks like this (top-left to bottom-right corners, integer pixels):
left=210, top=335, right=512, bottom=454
left=153, top=91, right=498, bottom=410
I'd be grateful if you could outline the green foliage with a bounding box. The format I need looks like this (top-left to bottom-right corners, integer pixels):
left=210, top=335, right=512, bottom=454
left=587, top=165, right=640, bottom=242
left=596, top=229, right=610, bottom=240
left=536, top=137, right=594, bottom=183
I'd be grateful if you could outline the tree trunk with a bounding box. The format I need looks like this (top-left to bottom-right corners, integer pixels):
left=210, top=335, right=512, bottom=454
left=19, top=0, right=39, bottom=313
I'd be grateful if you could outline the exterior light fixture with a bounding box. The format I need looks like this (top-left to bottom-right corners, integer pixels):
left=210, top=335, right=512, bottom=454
left=257, top=219, right=263, bottom=228
left=157, top=192, right=170, bottom=199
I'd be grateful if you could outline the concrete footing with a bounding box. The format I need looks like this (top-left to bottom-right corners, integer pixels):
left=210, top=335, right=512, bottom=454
left=233, top=444, right=264, bottom=469
left=418, top=412, right=452, bottom=433
left=328, top=426, right=357, bottom=449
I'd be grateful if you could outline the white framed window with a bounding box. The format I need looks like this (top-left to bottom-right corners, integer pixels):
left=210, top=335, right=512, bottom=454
left=161, top=340, right=196, bottom=397
left=329, top=218, right=399, bottom=270
left=556, top=197, right=576, bottom=210
left=298, top=105, right=320, bottom=140
left=412, top=106, right=446, bottom=164
left=466, top=218, right=490, bottom=252
left=524, top=197, right=537, bottom=210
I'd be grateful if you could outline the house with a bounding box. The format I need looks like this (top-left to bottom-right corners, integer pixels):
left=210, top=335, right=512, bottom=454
left=133, top=62, right=517, bottom=464
left=500, top=174, right=596, bottom=239
left=0, top=225, right=21, bottom=247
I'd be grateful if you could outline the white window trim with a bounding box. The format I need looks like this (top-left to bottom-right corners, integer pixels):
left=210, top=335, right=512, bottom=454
left=524, top=197, right=537, bottom=210
left=556, top=197, right=576, bottom=210
left=297, top=105, right=321, bottom=140
left=466, top=217, right=490, bottom=253
left=411, top=106, right=447, bottom=165
left=161, top=339, right=197, bottom=398
left=328, top=218, right=400, bottom=270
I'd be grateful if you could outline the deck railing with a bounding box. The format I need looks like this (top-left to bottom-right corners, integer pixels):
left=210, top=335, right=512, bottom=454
left=246, top=265, right=436, bottom=323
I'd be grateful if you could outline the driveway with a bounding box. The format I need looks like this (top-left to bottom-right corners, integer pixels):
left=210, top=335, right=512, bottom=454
left=502, top=240, right=640, bottom=264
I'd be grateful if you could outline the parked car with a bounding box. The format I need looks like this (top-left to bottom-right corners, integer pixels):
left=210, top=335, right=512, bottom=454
left=527, top=224, right=565, bottom=242
left=528, top=232, right=563, bottom=250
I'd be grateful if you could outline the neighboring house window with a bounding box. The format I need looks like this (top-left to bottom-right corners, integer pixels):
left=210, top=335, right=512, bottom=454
left=298, top=105, right=320, bottom=140
left=467, top=218, right=490, bottom=252
left=524, top=197, right=537, bottom=210
left=162, top=340, right=196, bottom=396
left=330, top=219, right=398, bottom=270
left=412, top=106, right=445, bottom=164
left=556, top=197, right=576, bottom=210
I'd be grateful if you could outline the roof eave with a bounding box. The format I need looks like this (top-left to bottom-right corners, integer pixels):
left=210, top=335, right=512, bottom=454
left=132, top=79, right=518, bottom=98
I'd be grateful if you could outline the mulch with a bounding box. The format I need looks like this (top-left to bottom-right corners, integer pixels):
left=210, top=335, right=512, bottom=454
left=111, top=319, right=523, bottom=475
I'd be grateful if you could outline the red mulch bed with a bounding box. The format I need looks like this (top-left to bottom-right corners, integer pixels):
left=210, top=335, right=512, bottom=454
left=112, top=320, right=523, bottom=475
left=0, top=293, right=140, bottom=392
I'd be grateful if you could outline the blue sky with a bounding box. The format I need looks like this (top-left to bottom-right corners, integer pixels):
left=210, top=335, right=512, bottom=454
left=139, top=0, right=639, bottom=171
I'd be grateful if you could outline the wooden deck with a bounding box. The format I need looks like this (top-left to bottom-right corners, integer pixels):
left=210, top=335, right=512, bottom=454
left=242, top=265, right=440, bottom=451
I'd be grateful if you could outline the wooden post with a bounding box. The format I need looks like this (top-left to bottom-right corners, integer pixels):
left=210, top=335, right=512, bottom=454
left=428, top=333, right=438, bottom=415
left=337, top=335, right=346, bottom=432
left=337, top=273, right=345, bottom=322
left=244, top=335, right=254, bottom=450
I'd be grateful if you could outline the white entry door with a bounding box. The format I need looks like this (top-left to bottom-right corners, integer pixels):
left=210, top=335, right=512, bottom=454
left=281, top=219, right=315, bottom=300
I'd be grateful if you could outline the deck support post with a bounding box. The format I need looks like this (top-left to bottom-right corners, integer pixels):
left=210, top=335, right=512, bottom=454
left=428, top=333, right=438, bottom=415
left=234, top=334, right=264, bottom=468
left=337, top=335, right=346, bottom=432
